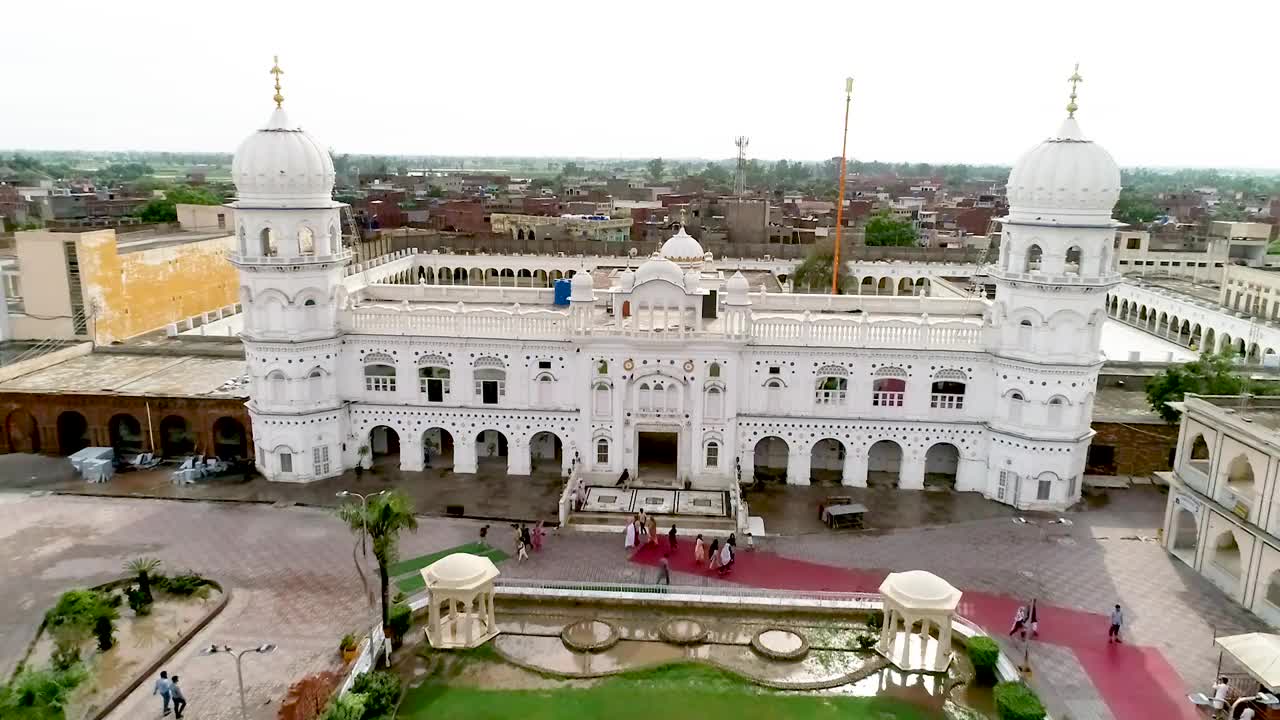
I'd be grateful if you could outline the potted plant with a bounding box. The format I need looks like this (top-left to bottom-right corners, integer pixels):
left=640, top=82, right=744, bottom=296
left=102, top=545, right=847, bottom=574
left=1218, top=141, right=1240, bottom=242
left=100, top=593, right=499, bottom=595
left=339, top=633, right=359, bottom=663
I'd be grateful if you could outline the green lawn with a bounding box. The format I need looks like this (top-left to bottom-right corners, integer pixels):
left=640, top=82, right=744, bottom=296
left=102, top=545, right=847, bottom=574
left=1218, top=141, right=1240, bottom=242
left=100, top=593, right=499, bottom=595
left=390, top=543, right=508, bottom=594
left=397, top=664, right=942, bottom=720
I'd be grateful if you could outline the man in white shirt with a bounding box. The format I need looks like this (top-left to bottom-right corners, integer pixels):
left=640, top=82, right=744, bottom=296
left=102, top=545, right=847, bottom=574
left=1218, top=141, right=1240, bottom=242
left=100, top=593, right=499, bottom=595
left=1238, top=705, right=1256, bottom=720
left=1210, top=677, right=1230, bottom=717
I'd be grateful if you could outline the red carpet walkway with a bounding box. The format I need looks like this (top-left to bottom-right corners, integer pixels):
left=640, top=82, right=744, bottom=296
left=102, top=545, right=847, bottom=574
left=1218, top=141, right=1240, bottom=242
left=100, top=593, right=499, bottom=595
left=631, top=539, right=1196, bottom=720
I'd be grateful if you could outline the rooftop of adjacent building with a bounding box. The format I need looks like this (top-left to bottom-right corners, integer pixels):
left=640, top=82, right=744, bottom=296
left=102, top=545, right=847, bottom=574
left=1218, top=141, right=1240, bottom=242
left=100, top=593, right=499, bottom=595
left=1181, top=393, right=1280, bottom=436
left=0, top=350, right=247, bottom=399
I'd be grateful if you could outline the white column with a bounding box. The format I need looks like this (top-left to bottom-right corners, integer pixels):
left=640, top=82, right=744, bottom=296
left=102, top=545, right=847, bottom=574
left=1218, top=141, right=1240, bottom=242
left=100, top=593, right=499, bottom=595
left=455, top=437, right=478, bottom=474
left=787, top=445, right=811, bottom=486
left=955, top=456, right=984, bottom=492
left=898, top=451, right=926, bottom=491
left=401, top=433, right=425, bottom=472
left=508, top=437, right=531, bottom=476
left=427, top=592, right=440, bottom=646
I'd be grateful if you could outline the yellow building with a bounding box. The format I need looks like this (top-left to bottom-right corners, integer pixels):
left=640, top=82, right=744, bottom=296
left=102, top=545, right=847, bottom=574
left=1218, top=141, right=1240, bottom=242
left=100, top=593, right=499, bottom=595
left=6, top=204, right=240, bottom=345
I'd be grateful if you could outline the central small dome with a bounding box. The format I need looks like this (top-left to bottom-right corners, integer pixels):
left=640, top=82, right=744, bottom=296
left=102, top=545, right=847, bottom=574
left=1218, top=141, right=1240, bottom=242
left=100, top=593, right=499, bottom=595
left=232, top=107, right=337, bottom=206
left=1005, top=116, right=1120, bottom=224
left=659, top=226, right=705, bottom=267
left=633, top=253, right=685, bottom=288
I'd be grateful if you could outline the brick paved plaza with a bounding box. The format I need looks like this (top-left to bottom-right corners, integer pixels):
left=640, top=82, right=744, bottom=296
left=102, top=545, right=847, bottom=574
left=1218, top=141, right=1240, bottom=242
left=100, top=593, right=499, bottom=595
left=0, top=484, right=1267, bottom=720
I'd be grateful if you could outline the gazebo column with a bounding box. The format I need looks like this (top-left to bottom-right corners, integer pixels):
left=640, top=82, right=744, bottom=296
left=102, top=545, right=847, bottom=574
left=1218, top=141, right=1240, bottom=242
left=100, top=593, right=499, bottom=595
left=427, top=596, right=441, bottom=645
left=937, top=618, right=953, bottom=672
left=486, top=590, right=496, bottom=631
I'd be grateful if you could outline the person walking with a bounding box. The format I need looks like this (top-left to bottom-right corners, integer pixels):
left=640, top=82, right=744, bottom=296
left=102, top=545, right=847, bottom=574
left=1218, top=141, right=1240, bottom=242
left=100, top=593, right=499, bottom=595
left=624, top=517, right=637, bottom=550
left=1107, top=604, right=1123, bottom=643
left=532, top=520, right=544, bottom=552
left=694, top=534, right=706, bottom=565
left=668, top=524, right=678, bottom=550
left=520, top=524, right=532, bottom=551
left=169, top=675, right=187, bottom=719
left=517, top=535, right=529, bottom=563
left=1008, top=605, right=1027, bottom=639
left=1028, top=598, right=1039, bottom=637
left=152, top=670, right=173, bottom=716
left=718, top=541, right=734, bottom=575
left=647, top=515, right=658, bottom=546
left=707, top=538, right=721, bottom=571
left=656, top=557, right=671, bottom=585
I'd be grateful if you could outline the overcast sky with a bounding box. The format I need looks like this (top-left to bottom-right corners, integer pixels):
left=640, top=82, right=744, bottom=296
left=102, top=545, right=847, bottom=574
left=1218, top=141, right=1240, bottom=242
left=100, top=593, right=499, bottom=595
left=5, top=0, right=1277, bottom=169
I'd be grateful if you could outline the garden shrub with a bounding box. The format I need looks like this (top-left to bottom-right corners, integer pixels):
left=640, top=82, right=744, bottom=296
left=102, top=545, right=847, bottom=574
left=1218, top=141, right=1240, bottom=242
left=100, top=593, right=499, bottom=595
left=0, top=663, right=88, bottom=719
left=45, top=590, right=117, bottom=634
left=854, top=633, right=877, bottom=651
left=994, top=681, right=1046, bottom=720
left=93, top=616, right=114, bottom=652
left=154, top=573, right=212, bottom=596
left=126, top=587, right=152, bottom=616
left=319, top=692, right=366, bottom=720
left=387, top=604, right=412, bottom=646
left=968, top=635, right=1000, bottom=684
left=350, top=671, right=401, bottom=719
left=864, top=610, right=883, bottom=631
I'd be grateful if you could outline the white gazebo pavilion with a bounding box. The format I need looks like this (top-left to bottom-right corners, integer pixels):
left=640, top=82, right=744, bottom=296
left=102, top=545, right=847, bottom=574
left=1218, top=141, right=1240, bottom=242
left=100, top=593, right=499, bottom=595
left=877, top=570, right=963, bottom=673
left=420, top=553, right=500, bottom=649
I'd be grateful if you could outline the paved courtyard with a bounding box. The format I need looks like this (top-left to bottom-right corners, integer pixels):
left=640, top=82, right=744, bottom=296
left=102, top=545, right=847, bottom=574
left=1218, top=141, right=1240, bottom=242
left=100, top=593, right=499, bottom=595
left=0, top=483, right=1268, bottom=720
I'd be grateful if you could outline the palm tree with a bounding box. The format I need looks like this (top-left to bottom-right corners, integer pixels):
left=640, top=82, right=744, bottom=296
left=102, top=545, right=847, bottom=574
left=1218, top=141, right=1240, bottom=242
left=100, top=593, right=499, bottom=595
left=124, top=557, right=163, bottom=602
left=337, top=490, right=418, bottom=626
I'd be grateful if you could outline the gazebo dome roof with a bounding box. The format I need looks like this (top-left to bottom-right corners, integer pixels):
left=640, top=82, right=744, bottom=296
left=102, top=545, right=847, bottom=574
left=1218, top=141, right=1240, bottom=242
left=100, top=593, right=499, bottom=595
left=633, top=254, right=685, bottom=288
left=878, top=570, right=962, bottom=612
left=1005, top=115, right=1120, bottom=224
left=232, top=107, right=338, bottom=206
left=659, top=226, right=705, bottom=267
left=422, top=553, right=500, bottom=591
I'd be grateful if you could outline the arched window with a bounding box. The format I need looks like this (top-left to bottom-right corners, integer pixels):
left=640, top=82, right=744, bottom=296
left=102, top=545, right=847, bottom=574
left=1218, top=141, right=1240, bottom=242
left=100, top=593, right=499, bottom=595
left=930, top=370, right=967, bottom=410
left=1187, top=434, right=1211, bottom=475
left=597, top=359, right=608, bottom=375
left=418, top=356, right=450, bottom=402
left=265, top=370, right=287, bottom=405
left=593, top=382, right=611, bottom=417
left=364, top=364, right=396, bottom=392
left=1065, top=245, right=1082, bottom=274
left=1008, top=391, right=1025, bottom=423
left=705, top=386, right=723, bottom=419
left=298, top=226, right=315, bottom=255
left=706, top=440, right=720, bottom=468
left=709, top=362, right=721, bottom=378
left=474, top=356, right=506, bottom=404
left=1025, top=244, right=1042, bottom=272
left=765, top=378, right=784, bottom=413
left=815, top=365, right=848, bottom=404
left=595, top=438, right=609, bottom=466
left=639, top=382, right=653, bottom=412
left=536, top=373, right=555, bottom=406
left=329, top=224, right=339, bottom=254
left=1047, top=396, right=1067, bottom=425
left=259, top=227, right=277, bottom=257
left=238, top=224, right=247, bottom=255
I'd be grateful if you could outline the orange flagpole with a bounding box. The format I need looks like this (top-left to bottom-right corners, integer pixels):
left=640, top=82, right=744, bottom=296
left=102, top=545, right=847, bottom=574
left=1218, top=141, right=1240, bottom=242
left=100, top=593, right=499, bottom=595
left=831, top=77, right=853, bottom=294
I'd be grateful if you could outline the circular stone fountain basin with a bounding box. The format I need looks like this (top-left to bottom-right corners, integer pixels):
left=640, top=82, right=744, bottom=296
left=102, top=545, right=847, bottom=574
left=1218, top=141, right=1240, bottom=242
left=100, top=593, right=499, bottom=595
left=751, top=628, right=809, bottom=661
left=560, top=619, right=620, bottom=653
left=658, top=618, right=709, bottom=645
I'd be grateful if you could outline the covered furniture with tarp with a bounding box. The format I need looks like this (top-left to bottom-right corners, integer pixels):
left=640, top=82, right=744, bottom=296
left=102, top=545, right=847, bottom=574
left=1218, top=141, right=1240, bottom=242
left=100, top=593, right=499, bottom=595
left=68, top=447, right=114, bottom=483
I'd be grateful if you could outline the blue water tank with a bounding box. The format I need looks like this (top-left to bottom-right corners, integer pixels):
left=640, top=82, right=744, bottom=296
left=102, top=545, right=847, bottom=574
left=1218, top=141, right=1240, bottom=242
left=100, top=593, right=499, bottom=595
left=553, top=279, right=572, bottom=306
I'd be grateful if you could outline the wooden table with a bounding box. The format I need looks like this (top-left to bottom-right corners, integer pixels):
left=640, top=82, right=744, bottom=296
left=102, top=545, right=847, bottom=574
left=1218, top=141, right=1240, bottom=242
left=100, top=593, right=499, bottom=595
left=823, top=503, right=868, bottom=529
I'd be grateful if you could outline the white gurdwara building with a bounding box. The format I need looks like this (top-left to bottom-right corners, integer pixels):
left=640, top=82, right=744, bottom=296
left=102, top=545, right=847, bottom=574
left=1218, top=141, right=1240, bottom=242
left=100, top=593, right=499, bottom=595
left=231, top=88, right=1120, bottom=512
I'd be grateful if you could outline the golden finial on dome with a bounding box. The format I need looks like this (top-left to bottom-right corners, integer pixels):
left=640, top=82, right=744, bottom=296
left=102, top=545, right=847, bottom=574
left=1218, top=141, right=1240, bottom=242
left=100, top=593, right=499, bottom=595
left=270, top=55, right=285, bottom=109
left=1066, top=63, right=1083, bottom=118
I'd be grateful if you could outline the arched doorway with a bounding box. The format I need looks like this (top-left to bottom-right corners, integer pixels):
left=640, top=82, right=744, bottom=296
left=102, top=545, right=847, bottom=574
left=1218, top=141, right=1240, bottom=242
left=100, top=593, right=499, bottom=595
left=923, top=442, right=960, bottom=490
left=212, top=417, right=247, bottom=460
left=56, top=411, right=89, bottom=455
left=5, top=409, right=41, bottom=454
left=867, top=439, right=903, bottom=488
left=1210, top=530, right=1243, bottom=595
left=530, top=431, right=562, bottom=475
left=1170, top=507, right=1199, bottom=566
left=422, top=428, right=454, bottom=471
left=109, top=414, right=143, bottom=455
left=753, top=436, right=789, bottom=482
left=368, top=425, right=401, bottom=468
left=159, top=415, right=195, bottom=457
left=475, top=430, right=508, bottom=469
left=809, top=438, right=845, bottom=485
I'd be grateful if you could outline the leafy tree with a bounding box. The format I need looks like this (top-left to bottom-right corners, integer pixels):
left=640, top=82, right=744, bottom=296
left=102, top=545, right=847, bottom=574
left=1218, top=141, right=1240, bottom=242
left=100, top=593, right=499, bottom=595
left=863, top=212, right=917, bottom=247
left=125, top=557, right=162, bottom=603
left=699, top=162, right=732, bottom=189
left=427, top=186, right=445, bottom=198
left=561, top=161, right=584, bottom=177
left=1146, top=350, right=1251, bottom=422
left=136, top=185, right=222, bottom=223
left=337, top=491, right=418, bottom=626
left=645, top=157, right=664, bottom=183
left=1113, top=190, right=1160, bottom=226
left=791, top=241, right=851, bottom=293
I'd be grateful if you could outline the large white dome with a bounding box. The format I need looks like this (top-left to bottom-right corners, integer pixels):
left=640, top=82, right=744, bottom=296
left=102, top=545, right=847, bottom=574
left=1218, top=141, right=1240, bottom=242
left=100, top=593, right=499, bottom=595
left=1006, top=116, right=1120, bottom=224
left=232, top=107, right=337, bottom=206
left=659, top=226, right=705, bottom=267
left=633, top=253, right=685, bottom=288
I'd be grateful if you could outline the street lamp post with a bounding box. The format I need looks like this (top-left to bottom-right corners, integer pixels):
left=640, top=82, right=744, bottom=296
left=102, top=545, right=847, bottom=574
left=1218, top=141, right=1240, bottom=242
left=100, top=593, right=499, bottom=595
left=1011, top=517, right=1074, bottom=673
left=337, top=489, right=386, bottom=666
left=200, top=643, right=275, bottom=720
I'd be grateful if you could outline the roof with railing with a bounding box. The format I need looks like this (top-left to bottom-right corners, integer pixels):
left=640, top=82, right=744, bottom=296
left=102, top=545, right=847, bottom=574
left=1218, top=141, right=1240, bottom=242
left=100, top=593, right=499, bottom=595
left=1182, top=394, right=1280, bottom=436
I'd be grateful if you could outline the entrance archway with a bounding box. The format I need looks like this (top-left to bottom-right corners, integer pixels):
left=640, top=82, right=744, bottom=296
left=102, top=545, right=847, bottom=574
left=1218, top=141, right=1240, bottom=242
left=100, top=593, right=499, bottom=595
left=5, top=409, right=40, bottom=454
left=638, top=430, right=679, bottom=483
left=867, top=439, right=903, bottom=488
left=753, top=436, right=789, bottom=482
left=1170, top=507, right=1199, bottom=566
left=369, top=425, right=401, bottom=468
left=530, top=430, right=562, bottom=475
left=159, top=415, right=195, bottom=457
left=56, top=411, right=89, bottom=455
left=108, top=414, right=143, bottom=455
left=475, top=430, right=508, bottom=469
left=212, top=417, right=247, bottom=459
left=809, top=438, right=845, bottom=485
left=422, top=427, right=454, bottom=471
left=923, top=442, right=960, bottom=490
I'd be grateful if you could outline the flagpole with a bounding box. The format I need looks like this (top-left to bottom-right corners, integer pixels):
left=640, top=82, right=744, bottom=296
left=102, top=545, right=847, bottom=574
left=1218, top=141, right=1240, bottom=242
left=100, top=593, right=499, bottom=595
left=831, top=77, right=853, bottom=295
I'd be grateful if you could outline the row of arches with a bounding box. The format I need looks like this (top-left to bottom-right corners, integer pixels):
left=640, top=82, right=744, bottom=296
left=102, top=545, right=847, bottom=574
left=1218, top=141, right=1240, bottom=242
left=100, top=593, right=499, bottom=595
left=3, top=408, right=247, bottom=459
left=353, top=425, right=562, bottom=475
left=415, top=266, right=579, bottom=288
left=239, top=222, right=340, bottom=259
left=1109, top=295, right=1278, bottom=361
left=749, top=435, right=961, bottom=488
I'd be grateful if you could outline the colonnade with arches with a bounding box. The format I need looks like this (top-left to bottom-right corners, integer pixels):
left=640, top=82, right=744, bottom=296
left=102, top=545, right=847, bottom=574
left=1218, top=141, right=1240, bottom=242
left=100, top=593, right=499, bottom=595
left=1108, top=293, right=1280, bottom=363
left=348, top=413, right=574, bottom=478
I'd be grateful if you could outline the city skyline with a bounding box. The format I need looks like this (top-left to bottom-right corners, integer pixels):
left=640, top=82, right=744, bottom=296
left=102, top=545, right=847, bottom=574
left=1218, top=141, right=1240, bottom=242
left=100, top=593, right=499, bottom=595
left=5, top=0, right=1280, bottom=169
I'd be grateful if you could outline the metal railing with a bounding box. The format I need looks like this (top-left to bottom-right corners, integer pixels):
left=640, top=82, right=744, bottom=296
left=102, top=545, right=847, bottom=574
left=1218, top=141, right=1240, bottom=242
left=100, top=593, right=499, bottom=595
left=493, top=577, right=881, bottom=605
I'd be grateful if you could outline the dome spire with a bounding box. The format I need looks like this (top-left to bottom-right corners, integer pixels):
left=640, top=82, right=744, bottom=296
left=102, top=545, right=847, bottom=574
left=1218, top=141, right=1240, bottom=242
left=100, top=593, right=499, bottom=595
left=270, top=55, right=285, bottom=109
left=1066, top=63, right=1083, bottom=118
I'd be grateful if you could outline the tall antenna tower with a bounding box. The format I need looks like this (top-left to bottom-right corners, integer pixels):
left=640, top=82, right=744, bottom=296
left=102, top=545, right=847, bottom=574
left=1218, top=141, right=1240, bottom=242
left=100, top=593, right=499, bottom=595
left=734, top=136, right=749, bottom=195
